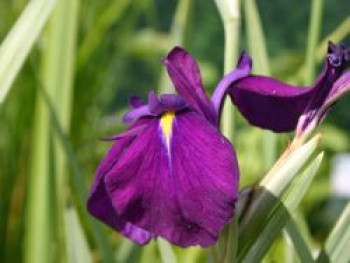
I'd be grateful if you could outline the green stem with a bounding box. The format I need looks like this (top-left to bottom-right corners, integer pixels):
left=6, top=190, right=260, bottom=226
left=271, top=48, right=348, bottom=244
left=304, top=0, right=324, bottom=85
left=214, top=1, right=241, bottom=262
left=221, top=19, right=240, bottom=140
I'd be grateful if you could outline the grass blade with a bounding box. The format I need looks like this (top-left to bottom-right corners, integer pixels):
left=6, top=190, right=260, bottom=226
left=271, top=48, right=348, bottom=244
left=0, top=0, right=56, bottom=104
left=66, top=207, right=92, bottom=263
left=157, top=238, right=178, bottom=263
left=36, top=85, right=115, bottom=263
left=284, top=219, right=314, bottom=263
left=238, top=136, right=322, bottom=260
left=241, top=153, right=324, bottom=262
left=42, top=0, right=80, bottom=259
left=316, top=203, right=350, bottom=263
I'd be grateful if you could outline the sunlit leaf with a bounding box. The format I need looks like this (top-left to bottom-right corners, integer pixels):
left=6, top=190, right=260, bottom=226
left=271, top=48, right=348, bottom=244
left=316, top=203, right=350, bottom=263
left=240, top=152, right=323, bottom=262
left=65, top=207, right=92, bottom=263
left=0, top=0, right=56, bottom=104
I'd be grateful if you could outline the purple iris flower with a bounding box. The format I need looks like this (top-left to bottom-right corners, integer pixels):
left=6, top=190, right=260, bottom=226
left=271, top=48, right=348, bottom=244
left=87, top=47, right=252, bottom=247
left=229, top=42, right=350, bottom=137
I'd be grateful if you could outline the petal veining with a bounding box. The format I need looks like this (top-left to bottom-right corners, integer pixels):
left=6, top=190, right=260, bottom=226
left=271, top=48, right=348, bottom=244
left=104, top=112, right=239, bottom=247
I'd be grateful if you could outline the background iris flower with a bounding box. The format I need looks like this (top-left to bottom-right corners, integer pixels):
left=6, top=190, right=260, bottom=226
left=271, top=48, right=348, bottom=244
left=87, top=47, right=252, bottom=247
left=229, top=42, right=350, bottom=139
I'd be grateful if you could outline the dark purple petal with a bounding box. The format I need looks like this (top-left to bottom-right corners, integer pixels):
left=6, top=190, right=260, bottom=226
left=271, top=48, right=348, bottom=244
left=104, top=111, right=238, bottom=247
left=230, top=76, right=314, bottom=132
left=162, top=47, right=217, bottom=124
left=230, top=43, right=350, bottom=133
left=129, top=96, right=145, bottom=109
left=87, top=122, right=156, bottom=244
left=211, top=52, right=252, bottom=118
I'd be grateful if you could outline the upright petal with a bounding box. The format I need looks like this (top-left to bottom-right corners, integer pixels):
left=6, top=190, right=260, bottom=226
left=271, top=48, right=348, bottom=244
left=162, top=47, right=217, bottom=124
left=87, top=123, right=156, bottom=244
left=211, top=52, right=252, bottom=118
left=105, top=111, right=238, bottom=247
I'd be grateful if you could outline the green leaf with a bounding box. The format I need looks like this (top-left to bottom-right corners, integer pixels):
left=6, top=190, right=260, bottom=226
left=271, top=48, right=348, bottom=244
left=65, top=207, right=92, bottom=263
left=238, top=136, right=322, bottom=261
left=0, top=0, right=56, bottom=104
left=36, top=85, right=115, bottom=263
left=316, top=203, right=350, bottom=263
left=240, top=152, right=323, bottom=262
left=42, top=0, right=80, bottom=259
left=157, top=238, right=178, bottom=263
left=284, top=219, right=314, bottom=263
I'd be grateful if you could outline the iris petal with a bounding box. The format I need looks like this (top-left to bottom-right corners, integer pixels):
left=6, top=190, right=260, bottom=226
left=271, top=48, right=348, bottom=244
left=162, top=47, right=217, bottom=124
left=87, top=122, right=156, bottom=244
left=104, top=112, right=238, bottom=247
left=230, top=76, right=314, bottom=132
left=229, top=42, right=350, bottom=133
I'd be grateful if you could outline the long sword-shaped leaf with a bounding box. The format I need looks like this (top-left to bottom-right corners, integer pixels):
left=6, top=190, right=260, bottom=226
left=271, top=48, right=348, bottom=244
left=36, top=85, right=115, bottom=263
left=241, top=153, right=323, bottom=262
left=316, top=203, right=350, bottom=263
left=238, top=136, right=321, bottom=260
left=66, top=207, right=92, bottom=263
left=41, top=0, right=79, bottom=259
left=157, top=238, right=178, bottom=263
left=284, top=219, right=314, bottom=263
left=0, top=0, right=56, bottom=104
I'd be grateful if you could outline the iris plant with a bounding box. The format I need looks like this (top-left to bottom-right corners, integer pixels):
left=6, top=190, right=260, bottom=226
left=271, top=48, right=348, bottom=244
left=229, top=42, right=350, bottom=140
left=87, top=47, right=252, bottom=247
left=87, top=42, right=350, bottom=248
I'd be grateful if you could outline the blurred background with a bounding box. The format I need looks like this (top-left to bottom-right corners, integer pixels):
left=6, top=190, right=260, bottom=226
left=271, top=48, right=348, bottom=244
left=0, top=0, right=349, bottom=262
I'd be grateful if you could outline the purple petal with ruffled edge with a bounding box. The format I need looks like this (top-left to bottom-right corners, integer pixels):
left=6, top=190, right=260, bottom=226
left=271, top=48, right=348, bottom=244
left=87, top=120, right=156, bottom=244
left=104, top=111, right=239, bottom=247
left=162, top=47, right=217, bottom=124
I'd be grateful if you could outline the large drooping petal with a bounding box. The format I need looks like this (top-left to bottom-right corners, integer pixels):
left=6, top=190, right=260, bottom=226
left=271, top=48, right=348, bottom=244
left=87, top=121, right=156, bottom=244
left=162, top=47, right=217, bottom=124
left=229, top=42, right=350, bottom=133
left=104, top=111, right=239, bottom=247
left=230, top=76, right=315, bottom=132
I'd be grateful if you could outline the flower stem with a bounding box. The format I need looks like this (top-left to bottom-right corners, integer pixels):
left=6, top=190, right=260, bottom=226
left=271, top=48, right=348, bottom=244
left=305, top=0, right=324, bottom=85
left=215, top=0, right=241, bottom=140
left=214, top=0, right=241, bottom=262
